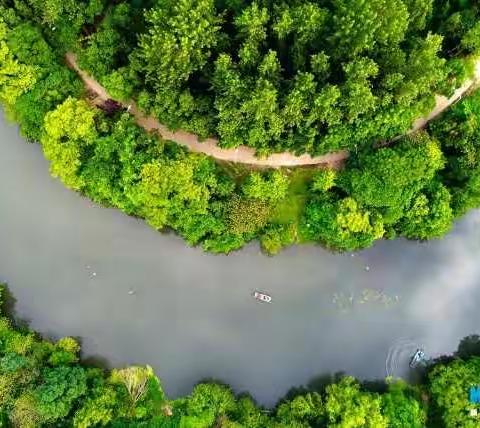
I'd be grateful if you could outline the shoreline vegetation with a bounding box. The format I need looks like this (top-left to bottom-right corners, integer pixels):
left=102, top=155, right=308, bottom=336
left=0, top=282, right=480, bottom=427
left=1, top=1, right=480, bottom=254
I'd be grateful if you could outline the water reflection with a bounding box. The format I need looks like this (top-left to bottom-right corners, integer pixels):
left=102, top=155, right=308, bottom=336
left=1, top=114, right=480, bottom=405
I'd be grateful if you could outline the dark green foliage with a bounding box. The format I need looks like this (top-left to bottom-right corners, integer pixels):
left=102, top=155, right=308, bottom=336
left=341, top=134, right=445, bottom=224
left=90, top=0, right=480, bottom=156
left=0, top=15, right=81, bottom=140
left=381, top=380, right=426, bottom=428
left=428, top=357, right=480, bottom=428
left=5, top=0, right=105, bottom=49
left=35, top=366, right=87, bottom=422
left=302, top=195, right=385, bottom=251
left=13, top=67, right=82, bottom=141
left=50, top=0, right=479, bottom=156
left=275, top=391, right=323, bottom=426
left=77, top=3, right=142, bottom=79
left=396, top=181, right=453, bottom=240
left=6, top=23, right=55, bottom=67
left=429, top=90, right=480, bottom=216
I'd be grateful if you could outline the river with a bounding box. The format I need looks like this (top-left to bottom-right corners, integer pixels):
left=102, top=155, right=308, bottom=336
left=1, top=113, right=480, bottom=405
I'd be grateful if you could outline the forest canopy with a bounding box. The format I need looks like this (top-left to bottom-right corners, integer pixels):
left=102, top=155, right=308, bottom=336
left=68, top=0, right=480, bottom=155
left=1, top=0, right=480, bottom=254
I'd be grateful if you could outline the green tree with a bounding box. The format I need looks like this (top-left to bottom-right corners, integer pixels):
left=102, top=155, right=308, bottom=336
left=404, top=0, right=434, bottom=32
left=312, top=170, right=336, bottom=192
left=235, top=2, right=270, bottom=68
left=135, top=0, right=220, bottom=90
left=183, top=383, right=237, bottom=427
left=260, top=223, right=297, bottom=255
left=10, top=0, right=104, bottom=48
left=41, top=97, right=98, bottom=190
left=342, top=134, right=445, bottom=225
left=324, top=376, right=387, bottom=427
left=242, top=170, right=289, bottom=201
left=233, top=395, right=268, bottom=428
left=397, top=181, right=453, bottom=239
left=13, top=66, right=82, bottom=141
left=11, top=393, right=40, bottom=428
left=48, top=337, right=80, bottom=366
left=382, top=379, right=426, bottom=428
left=35, top=366, right=87, bottom=423
left=329, top=0, right=409, bottom=58
left=110, top=366, right=159, bottom=407
left=429, top=357, right=480, bottom=428
left=273, top=2, right=328, bottom=71
left=275, top=392, right=323, bottom=427
left=303, top=196, right=385, bottom=251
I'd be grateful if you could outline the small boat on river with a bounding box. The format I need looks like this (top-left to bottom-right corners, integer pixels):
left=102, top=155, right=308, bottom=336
left=253, top=291, right=272, bottom=303
left=409, top=349, right=426, bottom=368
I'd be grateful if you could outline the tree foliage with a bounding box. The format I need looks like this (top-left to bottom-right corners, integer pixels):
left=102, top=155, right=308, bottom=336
left=41, top=97, right=97, bottom=190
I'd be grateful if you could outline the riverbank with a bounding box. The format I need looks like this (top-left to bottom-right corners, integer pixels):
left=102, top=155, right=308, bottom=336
left=1, top=280, right=480, bottom=426
left=2, top=112, right=480, bottom=405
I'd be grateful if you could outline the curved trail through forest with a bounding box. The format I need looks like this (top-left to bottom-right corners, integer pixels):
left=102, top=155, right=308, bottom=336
left=66, top=53, right=480, bottom=168
left=65, top=53, right=347, bottom=168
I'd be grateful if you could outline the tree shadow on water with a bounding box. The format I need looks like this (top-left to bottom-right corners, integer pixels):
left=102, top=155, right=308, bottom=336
left=456, top=335, right=480, bottom=359
left=0, top=283, right=31, bottom=332
left=81, top=354, right=113, bottom=371
left=361, top=379, right=388, bottom=394
left=276, top=372, right=347, bottom=404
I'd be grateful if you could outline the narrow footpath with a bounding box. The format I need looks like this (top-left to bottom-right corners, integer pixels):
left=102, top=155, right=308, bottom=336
left=66, top=53, right=480, bottom=169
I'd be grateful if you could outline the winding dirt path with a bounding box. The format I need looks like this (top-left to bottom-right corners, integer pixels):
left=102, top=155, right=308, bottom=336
left=65, top=53, right=347, bottom=168
left=66, top=53, right=480, bottom=168
left=411, top=60, right=480, bottom=131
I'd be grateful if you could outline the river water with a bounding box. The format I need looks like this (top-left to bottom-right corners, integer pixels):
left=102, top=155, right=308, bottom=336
left=1, top=114, right=480, bottom=405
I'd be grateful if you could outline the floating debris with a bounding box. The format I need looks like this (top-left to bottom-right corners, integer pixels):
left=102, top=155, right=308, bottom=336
left=333, top=292, right=355, bottom=313
left=333, top=288, right=400, bottom=312
left=358, top=288, right=399, bottom=307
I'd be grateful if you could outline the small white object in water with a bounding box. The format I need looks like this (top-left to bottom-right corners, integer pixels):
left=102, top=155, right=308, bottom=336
left=92, top=272, right=97, bottom=277
left=128, top=290, right=135, bottom=295
left=86, top=265, right=91, bottom=269
left=365, top=266, right=370, bottom=272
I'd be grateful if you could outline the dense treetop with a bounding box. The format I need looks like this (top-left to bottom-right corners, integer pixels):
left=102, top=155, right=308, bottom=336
left=63, top=0, right=480, bottom=155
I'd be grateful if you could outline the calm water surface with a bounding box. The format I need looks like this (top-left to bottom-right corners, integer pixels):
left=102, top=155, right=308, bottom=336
left=1, top=114, right=480, bottom=405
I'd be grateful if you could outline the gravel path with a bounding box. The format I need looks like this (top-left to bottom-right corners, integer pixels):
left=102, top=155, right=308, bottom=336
left=66, top=53, right=480, bottom=168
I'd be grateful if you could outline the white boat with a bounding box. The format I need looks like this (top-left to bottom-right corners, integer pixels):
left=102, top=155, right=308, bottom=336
left=253, top=291, right=272, bottom=303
